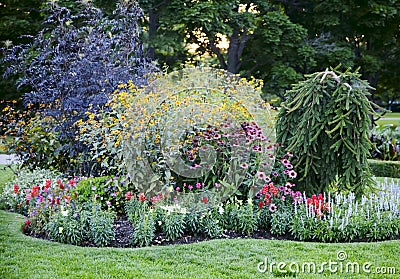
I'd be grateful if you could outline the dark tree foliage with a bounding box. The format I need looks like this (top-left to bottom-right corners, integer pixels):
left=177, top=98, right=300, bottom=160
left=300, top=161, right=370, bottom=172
left=2, top=0, right=157, bottom=176
left=0, top=0, right=44, bottom=100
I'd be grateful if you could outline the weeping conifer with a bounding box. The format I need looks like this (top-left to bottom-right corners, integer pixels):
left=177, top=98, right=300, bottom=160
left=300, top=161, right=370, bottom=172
left=276, top=68, right=379, bottom=196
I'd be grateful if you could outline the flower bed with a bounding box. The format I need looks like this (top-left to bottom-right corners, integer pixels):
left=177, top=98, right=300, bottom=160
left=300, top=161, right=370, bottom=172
left=1, top=168, right=399, bottom=247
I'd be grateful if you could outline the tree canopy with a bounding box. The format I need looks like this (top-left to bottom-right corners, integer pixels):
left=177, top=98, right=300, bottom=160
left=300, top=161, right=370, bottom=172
left=1, top=0, right=399, bottom=104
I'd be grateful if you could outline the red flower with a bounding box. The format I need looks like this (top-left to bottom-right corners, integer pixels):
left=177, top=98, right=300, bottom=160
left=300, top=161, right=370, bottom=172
left=69, top=179, right=76, bottom=186
left=31, top=185, right=40, bottom=197
left=139, top=193, right=146, bottom=202
left=13, top=184, right=20, bottom=194
left=201, top=197, right=208, bottom=204
left=57, top=179, right=64, bottom=189
left=125, top=192, right=132, bottom=200
left=45, top=179, right=52, bottom=188
left=259, top=201, right=264, bottom=209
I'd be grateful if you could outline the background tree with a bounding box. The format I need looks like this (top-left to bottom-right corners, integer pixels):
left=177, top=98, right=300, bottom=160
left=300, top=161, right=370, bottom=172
left=273, top=0, right=400, bottom=107
left=2, top=0, right=157, bottom=175
left=138, top=0, right=311, bottom=102
left=0, top=0, right=43, bottom=100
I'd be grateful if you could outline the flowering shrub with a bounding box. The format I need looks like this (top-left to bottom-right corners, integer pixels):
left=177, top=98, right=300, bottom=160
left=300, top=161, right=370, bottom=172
left=74, top=81, right=141, bottom=176
left=0, top=168, right=62, bottom=213
left=123, top=67, right=276, bottom=211
left=75, top=176, right=132, bottom=215
left=22, top=178, right=79, bottom=234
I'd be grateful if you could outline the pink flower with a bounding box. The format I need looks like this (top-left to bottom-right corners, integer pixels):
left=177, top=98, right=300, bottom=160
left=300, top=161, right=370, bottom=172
left=240, top=163, right=249, bottom=169
left=281, top=159, right=290, bottom=166
left=269, top=203, right=277, bottom=212
left=257, top=171, right=267, bottom=181
left=288, top=170, right=297, bottom=179
left=125, top=192, right=132, bottom=200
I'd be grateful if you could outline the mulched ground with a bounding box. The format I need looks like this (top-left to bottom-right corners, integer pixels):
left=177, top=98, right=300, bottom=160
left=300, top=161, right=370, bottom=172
left=24, top=215, right=295, bottom=248
left=25, top=216, right=400, bottom=248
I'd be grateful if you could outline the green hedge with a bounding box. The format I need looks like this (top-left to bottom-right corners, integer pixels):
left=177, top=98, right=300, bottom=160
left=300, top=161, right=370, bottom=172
left=368, top=159, right=400, bottom=178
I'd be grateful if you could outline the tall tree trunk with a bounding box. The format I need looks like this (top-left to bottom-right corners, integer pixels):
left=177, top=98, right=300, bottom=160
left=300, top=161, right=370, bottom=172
left=147, top=7, right=158, bottom=60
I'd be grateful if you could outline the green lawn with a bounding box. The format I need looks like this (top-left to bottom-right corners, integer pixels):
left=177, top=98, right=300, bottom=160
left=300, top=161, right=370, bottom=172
left=376, top=112, right=400, bottom=127
left=384, top=112, right=400, bottom=118
left=0, top=165, right=15, bottom=193
left=0, top=210, right=399, bottom=279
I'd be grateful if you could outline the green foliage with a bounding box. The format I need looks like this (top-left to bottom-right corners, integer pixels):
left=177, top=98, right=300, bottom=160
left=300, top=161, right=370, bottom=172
left=237, top=202, right=257, bottom=236
left=88, top=209, right=116, bottom=247
left=76, top=176, right=129, bottom=214
left=368, top=159, right=400, bottom=178
left=370, top=125, right=400, bottom=161
left=201, top=212, right=222, bottom=238
left=46, top=203, right=115, bottom=247
left=276, top=68, right=378, bottom=196
left=270, top=210, right=291, bottom=236
left=132, top=211, right=156, bottom=247
left=46, top=210, right=83, bottom=245
left=125, top=198, right=149, bottom=226
left=161, top=210, right=186, bottom=241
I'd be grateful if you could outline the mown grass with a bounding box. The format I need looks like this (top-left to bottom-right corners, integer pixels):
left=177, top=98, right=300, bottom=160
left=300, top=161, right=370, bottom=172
left=376, top=112, right=400, bottom=127
left=0, top=210, right=399, bottom=279
left=0, top=164, right=15, bottom=193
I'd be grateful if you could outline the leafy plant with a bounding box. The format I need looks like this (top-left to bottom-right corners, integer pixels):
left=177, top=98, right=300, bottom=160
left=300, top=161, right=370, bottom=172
left=45, top=202, right=115, bottom=247
left=88, top=209, right=116, bottom=247
left=132, top=211, right=156, bottom=247
left=125, top=195, right=149, bottom=225
left=76, top=176, right=130, bottom=214
left=270, top=210, right=291, bottom=236
left=237, top=201, right=257, bottom=236
left=201, top=212, right=222, bottom=238
left=160, top=210, right=186, bottom=241
left=370, top=125, right=400, bottom=161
